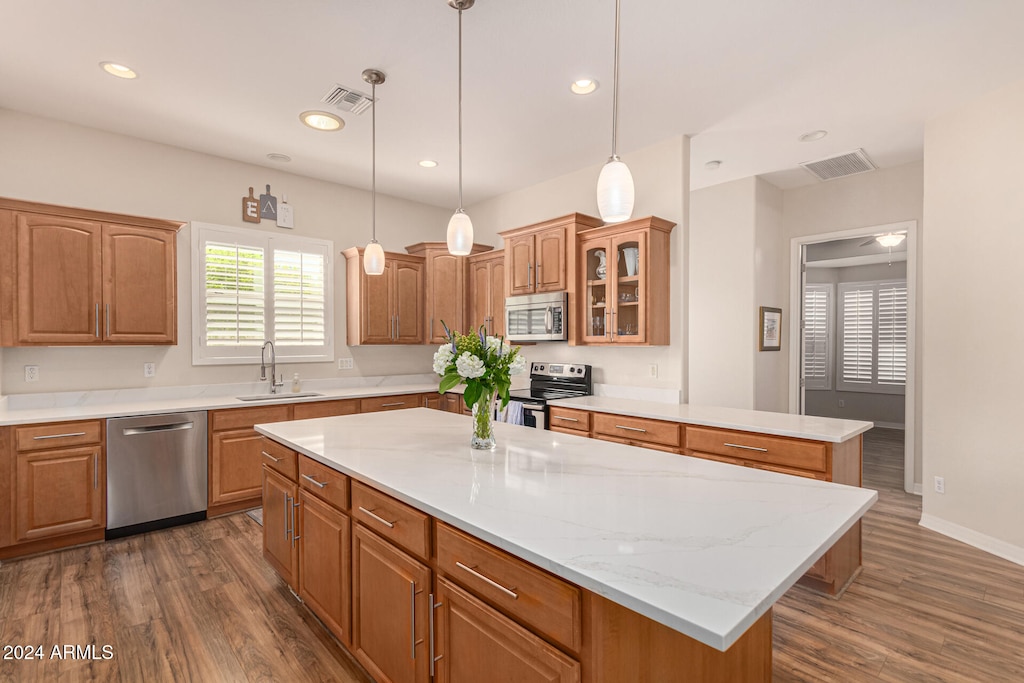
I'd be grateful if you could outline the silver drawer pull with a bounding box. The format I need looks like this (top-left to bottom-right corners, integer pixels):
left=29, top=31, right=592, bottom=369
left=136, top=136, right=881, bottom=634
left=554, top=416, right=579, bottom=422
left=261, top=450, right=281, bottom=463
left=455, top=561, right=518, bottom=600
left=33, top=431, right=87, bottom=440
left=724, top=442, right=769, bottom=452
left=358, top=506, right=396, bottom=528
left=615, top=425, right=647, bottom=433
left=301, top=473, right=327, bottom=488
left=381, top=402, right=406, bottom=407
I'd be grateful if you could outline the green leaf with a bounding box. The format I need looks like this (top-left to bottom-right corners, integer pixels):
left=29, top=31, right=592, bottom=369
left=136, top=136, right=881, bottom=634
left=464, top=382, right=482, bottom=408
left=438, top=371, right=462, bottom=393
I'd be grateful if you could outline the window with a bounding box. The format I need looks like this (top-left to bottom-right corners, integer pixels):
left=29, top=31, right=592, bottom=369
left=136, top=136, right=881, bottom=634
left=803, top=283, right=833, bottom=390
left=837, top=280, right=906, bottom=393
left=192, top=222, right=333, bottom=365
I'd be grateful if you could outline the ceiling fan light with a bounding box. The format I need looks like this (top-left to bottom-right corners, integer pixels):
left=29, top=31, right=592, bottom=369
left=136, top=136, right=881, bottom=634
left=447, top=210, right=474, bottom=255
left=597, top=158, right=635, bottom=223
left=876, top=233, right=906, bottom=248
left=363, top=240, right=385, bottom=275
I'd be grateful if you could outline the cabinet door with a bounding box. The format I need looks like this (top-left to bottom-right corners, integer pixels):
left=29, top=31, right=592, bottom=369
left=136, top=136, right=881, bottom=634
left=361, top=261, right=395, bottom=344
left=534, top=227, right=566, bottom=292
left=506, top=234, right=535, bottom=296
left=352, top=525, right=431, bottom=683
left=15, top=446, right=104, bottom=541
left=467, top=259, right=491, bottom=334
left=16, top=214, right=103, bottom=344
left=609, top=230, right=646, bottom=343
left=490, top=260, right=505, bottom=337
left=579, top=237, right=611, bottom=343
left=425, top=251, right=463, bottom=343
left=394, top=259, right=424, bottom=344
left=210, top=428, right=264, bottom=506
left=424, top=394, right=444, bottom=411
left=262, top=466, right=298, bottom=589
left=102, top=224, right=176, bottom=344
left=433, top=576, right=580, bottom=683
left=299, top=490, right=351, bottom=644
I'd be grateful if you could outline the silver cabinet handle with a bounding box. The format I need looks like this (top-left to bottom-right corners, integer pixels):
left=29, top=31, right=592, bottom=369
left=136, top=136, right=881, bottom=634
left=358, top=506, right=396, bottom=529
left=553, top=416, right=579, bottom=422
left=455, top=561, right=518, bottom=600
left=33, top=431, right=86, bottom=440
left=262, top=450, right=281, bottom=463
left=527, top=261, right=532, bottom=289
left=284, top=492, right=291, bottom=540
left=724, top=442, right=769, bottom=452
left=605, top=311, right=611, bottom=339
left=610, top=309, right=617, bottom=339
left=93, top=453, right=98, bottom=490
left=410, top=581, right=417, bottom=660
left=105, top=303, right=110, bottom=338
left=615, top=425, right=647, bottom=433
left=94, top=303, right=100, bottom=338
left=291, top=500, right=301, bottom=544
left=396, top=312, right=400, bottom=340
left=301, top=473, right=326, bottom=488
left=380, top=401, right=405, bottom=408
left=429, top=593, right=442, bottom=676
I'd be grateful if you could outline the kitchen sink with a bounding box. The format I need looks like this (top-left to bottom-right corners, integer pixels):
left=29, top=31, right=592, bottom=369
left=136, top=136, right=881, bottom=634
left=236, top=392, right=324, bottom=402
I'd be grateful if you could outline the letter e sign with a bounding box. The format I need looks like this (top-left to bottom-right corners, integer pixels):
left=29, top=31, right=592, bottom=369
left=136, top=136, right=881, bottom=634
left=242, top=187, right=260, bottom=223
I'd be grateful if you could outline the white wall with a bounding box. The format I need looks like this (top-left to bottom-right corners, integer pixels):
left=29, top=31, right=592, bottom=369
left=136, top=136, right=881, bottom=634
left=920, top=79, right=1024, bottom=558
left=754, top=178, right=787, bottom=412
left=466, top=136, right=688, bottom=394
left=0, top=109, right=454, bottom=393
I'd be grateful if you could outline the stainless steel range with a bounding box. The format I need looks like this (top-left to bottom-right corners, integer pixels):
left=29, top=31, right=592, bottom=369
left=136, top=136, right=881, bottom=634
left=508, top=363, right=593, bottom=429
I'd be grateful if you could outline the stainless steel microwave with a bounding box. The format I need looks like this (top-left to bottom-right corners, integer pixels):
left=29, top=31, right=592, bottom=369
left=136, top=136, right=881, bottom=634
left=505, top=292, right=568, bottom=342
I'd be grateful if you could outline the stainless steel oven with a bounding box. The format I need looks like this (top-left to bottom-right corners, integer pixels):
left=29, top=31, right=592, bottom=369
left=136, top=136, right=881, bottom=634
left=508, top=363, right=592, bottom=429
left=505, top=292, right=568, bottom=342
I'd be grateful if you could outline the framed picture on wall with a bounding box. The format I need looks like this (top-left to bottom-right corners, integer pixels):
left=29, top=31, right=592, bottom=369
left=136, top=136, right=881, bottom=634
left=759, top=306, right=782, bottom=351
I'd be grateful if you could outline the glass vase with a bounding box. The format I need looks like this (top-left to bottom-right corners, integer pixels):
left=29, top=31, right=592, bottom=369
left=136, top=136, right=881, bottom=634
left=471, top=389, right=497, bottom=450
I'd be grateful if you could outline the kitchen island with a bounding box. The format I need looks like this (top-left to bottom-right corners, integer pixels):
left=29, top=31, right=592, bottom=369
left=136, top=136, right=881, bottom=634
left=257, top=408, right=876, bottom=682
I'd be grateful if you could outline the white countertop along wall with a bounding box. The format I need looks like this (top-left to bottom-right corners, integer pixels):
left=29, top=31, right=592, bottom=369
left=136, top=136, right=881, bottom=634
left=256, top=409, right=877, bottom=651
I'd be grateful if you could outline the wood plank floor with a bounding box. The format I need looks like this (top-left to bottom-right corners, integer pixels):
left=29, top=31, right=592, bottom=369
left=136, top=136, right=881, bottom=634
left=1, top=427, right=1022, bottom=681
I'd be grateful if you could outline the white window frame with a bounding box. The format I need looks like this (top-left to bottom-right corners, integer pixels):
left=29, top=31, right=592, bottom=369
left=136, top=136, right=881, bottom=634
left=191, top=222, right=334, bottom=365
left=803, top=283, right=833, bottom=391
left=836, top=279, right=906, bottom=394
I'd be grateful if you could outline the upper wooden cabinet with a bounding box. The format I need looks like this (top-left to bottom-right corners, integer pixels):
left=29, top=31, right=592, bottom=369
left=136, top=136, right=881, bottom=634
left=501, top=213, right=601, bottom=297
left=467, top=249, right=505, bottom=337
left=577, top=216, right=675, bottom=346
left=343, top=248, right=425, bottom=345
left=0, top=198, right=181, bottom=346
left=405, top=242, right=491, bottom=344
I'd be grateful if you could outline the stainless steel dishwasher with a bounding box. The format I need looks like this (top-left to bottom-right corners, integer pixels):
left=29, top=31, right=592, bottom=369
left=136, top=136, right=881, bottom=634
left=106, top=411, right=208, bottom=539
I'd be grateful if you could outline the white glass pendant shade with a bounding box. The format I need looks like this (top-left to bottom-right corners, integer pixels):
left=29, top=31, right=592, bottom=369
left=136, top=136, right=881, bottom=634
left=447, top=210, right=474, bottom=255
left=363, top=240, right=385, bottom=275
left=597, top=158, right=635, bottom=223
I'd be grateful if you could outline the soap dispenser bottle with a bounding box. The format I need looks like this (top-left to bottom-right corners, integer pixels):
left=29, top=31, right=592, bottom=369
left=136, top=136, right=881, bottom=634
left=291, top=373, right=301, bottom=393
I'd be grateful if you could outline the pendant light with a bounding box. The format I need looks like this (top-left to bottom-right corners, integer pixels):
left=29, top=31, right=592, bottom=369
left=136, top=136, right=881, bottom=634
left=596, top=0, right=635, bottom=223
left=446, top=0, right=474, bottom=255
left=362, top=68, right=387, bottom=275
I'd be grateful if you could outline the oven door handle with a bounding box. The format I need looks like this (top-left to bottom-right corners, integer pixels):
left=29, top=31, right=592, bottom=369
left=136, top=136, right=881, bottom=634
left=518, top=402, right=545, bottom=410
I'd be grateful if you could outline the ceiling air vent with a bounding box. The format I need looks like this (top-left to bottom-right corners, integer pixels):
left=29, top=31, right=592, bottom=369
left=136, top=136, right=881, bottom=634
left=320, top=83, right=374, bottom=115
left=799, top=149, right=876, bottom=182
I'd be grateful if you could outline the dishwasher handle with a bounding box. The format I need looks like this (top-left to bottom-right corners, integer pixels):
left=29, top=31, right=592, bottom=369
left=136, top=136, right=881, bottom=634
left=122, top=422, right=195, bottom=436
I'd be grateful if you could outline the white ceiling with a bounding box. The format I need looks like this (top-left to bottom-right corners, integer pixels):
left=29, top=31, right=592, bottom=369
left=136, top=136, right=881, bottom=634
left=2, top=1, right=1024, bottom=209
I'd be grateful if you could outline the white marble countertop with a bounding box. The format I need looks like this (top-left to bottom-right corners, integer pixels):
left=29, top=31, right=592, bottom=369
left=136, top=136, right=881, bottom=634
left=256, top=408, right=877, bottom=651
left=550, top=395, right=873, bottom=443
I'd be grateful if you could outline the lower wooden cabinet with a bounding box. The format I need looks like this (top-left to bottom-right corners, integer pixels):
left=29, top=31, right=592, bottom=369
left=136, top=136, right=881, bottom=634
left=359, top=393, right=425, bottom=414
left=262, top=466, right=298, bottom=590
left=209, top=405, right=291, bottom=514
left=298, top=490, right=351, bottom=644
left=433, top=576, right=580, bottom=683
left=351, top=524, right=432, bottom=683
left=16, top=445, right=104, bottom=542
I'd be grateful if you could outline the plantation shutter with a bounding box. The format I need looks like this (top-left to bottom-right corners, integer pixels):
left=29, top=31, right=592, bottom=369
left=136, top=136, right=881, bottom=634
left=273, top=248, right=326, bottom=346
left=840, top=285, right=875, bottom=385
left=803, top=284, right=832, bottom=390
left=877, top=283, right=908, bottom=384
left=204, top=241, right=265, bottom=346
left=837, top=280, right=907, bottom=393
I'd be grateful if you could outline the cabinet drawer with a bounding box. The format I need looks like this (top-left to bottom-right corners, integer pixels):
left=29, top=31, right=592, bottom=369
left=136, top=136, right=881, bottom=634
left=211, top=405, right=291, bottom=432
left=685, top=426, right=828, bottom=474
left=260, top=438, right=297, bottom=480
left=548, top=407, right=590, bottom=433
left=351, top=481, right=430, bottom=560
left=595, top=433, right=681, bottom=454
left=358, top=394, right=423, bottom=413
left=16, top=420, right=103, bottom=452
left=435, top=522, right=582, bottom=653
left=592, top=413, right=680, bottom=448
left=293, top=399, right=358, bottom=420
left=298, top=455, right=349, bottom=510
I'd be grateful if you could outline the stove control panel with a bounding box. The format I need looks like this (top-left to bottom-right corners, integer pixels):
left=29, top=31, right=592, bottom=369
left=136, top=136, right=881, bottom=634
left=530, top=363, right=591, bottom=379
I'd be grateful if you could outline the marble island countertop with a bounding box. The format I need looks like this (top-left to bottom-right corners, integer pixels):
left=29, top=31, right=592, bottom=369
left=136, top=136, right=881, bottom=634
left=256, top=408, right=877, bottom=651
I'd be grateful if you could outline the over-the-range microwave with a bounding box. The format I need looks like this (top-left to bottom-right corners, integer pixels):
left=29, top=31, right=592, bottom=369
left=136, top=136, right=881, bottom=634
left=505, top=292, right=568, bottom=342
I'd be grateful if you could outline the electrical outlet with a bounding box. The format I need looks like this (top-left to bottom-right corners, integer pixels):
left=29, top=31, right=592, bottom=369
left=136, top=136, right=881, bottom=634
left=934, top=476, right=945, bottom=494
left=648, top=364, right=658, bottom=378
left=338, top=357, right=354, bottom=370
left=143, top=362, right=156, bottom=378
left=24, top=365, right=39, bottom=382
left=838, top=399, right=845, bottom=408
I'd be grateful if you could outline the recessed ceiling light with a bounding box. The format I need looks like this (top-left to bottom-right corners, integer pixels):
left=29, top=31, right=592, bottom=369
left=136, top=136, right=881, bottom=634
left=799, top=130, right=828, bottom=143
left=300, top=111, right=344, bottom=131
left=99, top=62, right=137, bottom=79
left=705, top=160, right=722, bottom=170
left=266, top=153, right=292, bottom=163
left=419, top=160, right=438, bottom=168
left=570, top=79, right=599, bottom=95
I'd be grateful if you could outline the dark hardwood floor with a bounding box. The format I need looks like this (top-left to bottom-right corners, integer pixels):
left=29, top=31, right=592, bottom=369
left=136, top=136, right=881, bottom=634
left=1, top=427, right=1022, bottom=681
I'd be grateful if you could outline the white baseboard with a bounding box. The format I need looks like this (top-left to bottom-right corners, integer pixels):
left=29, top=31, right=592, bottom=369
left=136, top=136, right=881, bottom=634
left=911, top=483, right=923, bottom=496
left=873, top=421, right=905, bottom=430
left=919, top=513, right=1024, bottom=568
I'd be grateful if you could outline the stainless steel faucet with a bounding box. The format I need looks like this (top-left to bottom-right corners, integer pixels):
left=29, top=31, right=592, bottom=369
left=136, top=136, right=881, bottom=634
left=260, top=341, right=284, bottom=394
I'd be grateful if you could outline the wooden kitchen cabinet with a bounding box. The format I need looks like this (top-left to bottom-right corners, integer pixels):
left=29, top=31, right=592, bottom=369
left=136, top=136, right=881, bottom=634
left=0, top=197, right=181, bottom=347
left=577, top=216, right=675, bottom=346
left=299, top=489, right=352, bottom=645
left=467, top=249, right=505, bottom=337
left=343, top=247, right=425, bottom=345
left=406, top=242, right=491, bottom=344
left=263, top=465, right=298, bottom=590
left=209, top=405, right=291, bottom=516
left=501, top=214, right=601, bottom=298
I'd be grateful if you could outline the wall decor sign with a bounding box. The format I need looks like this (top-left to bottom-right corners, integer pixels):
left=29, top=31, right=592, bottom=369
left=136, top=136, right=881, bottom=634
left=259, top=184, right=278, bottom=220
left=277, top=195, right=294, bottom=228
left=759, top=306, right=782, bottom=351
left=241, top=185, right=294, bottom=228
left=242, top=187, right=260, bottom=223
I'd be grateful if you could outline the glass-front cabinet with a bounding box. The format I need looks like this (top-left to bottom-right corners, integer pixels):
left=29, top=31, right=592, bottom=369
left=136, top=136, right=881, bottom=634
left=577, top=216, right=676, bottom=346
